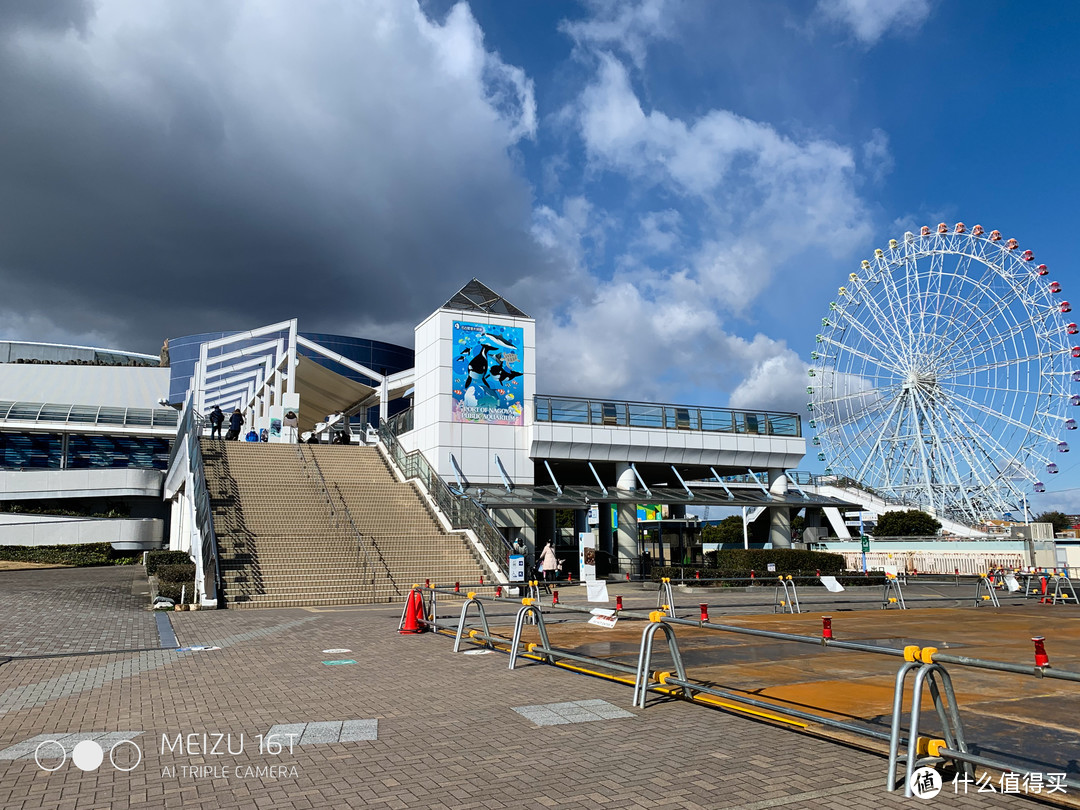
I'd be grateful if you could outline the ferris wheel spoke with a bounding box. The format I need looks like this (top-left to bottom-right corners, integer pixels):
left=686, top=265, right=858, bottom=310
left=927, top=392, right=1011, bottom=497
left=852, top=393, right=907, bottom=484
left=945, top=388, right=1058, bottom=443
left=930, top=278, right=1032, bottom=366
left=942, top=307, right=1046, bottom=370
left=941, top=354, right=1058, bottom=384
left=819, top=335, right=904, bottom=375
left=847, top=279, right=914, bottom=365
left=826, top=311, right=905, bottom=370
left=905, top=390, right=942, bottom=513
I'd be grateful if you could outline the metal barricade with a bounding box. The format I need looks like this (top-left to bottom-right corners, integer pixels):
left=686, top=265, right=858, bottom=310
left=973, top=575, right=1000, bottom=607
left=881, top=575, right=907, bottom=609
left=773, top=576, right=801, bottom=614
left=655, top=577, right=677, bottom=618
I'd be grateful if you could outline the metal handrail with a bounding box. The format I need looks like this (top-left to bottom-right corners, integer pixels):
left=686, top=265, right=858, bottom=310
left=296, top=444, right=336, bottom=519
left=332, top=481, right=402, bottom=599
left=377, top=411, right=511, bottom=577
left=297, top=445, right=382, bottom=604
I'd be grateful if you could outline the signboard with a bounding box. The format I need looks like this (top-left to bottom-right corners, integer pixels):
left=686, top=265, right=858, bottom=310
left=586, top=581, right=609, bottom=602
left=637, top=504, right=662, bottom=521
left=451, top=321, right=524, bottom=425
left=578, top=532, right=596, bottom=583
left=587, top=608, right=617, bottom=628
left=509, top=554, right=525, bottom=583
left=588, top=505, right=599, bottom=525
left=767, top=563, right=776, bottom=573
left=861, top=536, right=871, bottom=553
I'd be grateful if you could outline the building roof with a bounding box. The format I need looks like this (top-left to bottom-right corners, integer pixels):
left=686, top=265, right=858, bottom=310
left=441, top=279, right=528, bottom=318
left=0, top=364, right=171, bottom=410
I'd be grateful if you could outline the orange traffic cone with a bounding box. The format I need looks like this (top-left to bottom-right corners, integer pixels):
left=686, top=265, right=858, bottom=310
left=399, top=590, right=423, bottom=634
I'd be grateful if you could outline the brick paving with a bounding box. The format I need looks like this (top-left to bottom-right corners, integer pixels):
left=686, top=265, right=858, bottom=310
left=0, top=567, right=1068, bottom=809
left=0, top=567, right=157, bottom=655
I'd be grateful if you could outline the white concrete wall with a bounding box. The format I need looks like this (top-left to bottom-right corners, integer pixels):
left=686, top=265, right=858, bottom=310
left=529, top=422, right=804, bottom=469
left=0, top=515, right=163, bottom=548
left=0, top=468, right=164, bottom=500
left=411, top=308, right=535, bottom=486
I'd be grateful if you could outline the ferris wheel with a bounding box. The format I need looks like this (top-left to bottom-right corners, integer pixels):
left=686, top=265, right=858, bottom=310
left=808, top=222, right=1077, bottom=525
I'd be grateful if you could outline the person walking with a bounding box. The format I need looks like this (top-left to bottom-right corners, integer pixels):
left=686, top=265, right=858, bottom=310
left=209, top=405, right=224, bottom=440
left=227, top=408, right=244, bottom=441
left=539, top=541, right=560, bottom=584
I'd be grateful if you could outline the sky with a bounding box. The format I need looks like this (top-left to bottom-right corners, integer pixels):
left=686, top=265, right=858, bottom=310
left=1, top=0, right=1079, bottom=514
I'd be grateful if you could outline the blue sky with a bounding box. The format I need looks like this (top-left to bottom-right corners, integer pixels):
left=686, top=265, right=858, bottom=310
left=0, top=0, right=1077, bottom=514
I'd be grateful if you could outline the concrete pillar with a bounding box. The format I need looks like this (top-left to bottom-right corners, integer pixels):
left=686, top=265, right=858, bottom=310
left=768, top=468, right=792, bottom=548
left=599, top=501, right=614, bottom=561
left=615, top=462, right=638, bottom=575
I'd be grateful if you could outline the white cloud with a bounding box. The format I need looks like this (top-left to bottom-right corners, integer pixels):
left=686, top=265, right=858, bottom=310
left=560, top=0, right=677, bottom=69
left=862, top=128, right=894, bottom=184
left=536, top=49, right=874, bottom=406
left=728, top=350, right=809, bottom=413
left=816, top=0, right=932, bottom=46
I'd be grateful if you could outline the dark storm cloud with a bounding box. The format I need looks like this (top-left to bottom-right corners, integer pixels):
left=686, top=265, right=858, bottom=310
left=0, top=0, right=549, bottom=353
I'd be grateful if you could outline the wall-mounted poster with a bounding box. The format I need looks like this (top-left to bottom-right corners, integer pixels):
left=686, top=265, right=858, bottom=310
left=452, top=321, right=524, bottom=425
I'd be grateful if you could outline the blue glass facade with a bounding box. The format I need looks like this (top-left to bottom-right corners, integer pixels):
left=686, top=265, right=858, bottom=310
left=167, top=331, right=414, bottom=418
left=0, top=432, right=171, bottom=470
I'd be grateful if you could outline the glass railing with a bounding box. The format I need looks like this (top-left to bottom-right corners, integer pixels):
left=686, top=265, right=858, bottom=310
left=534, top=395, right=801, bottom=437
left=378, top=410, right=510, bottom=577
left=0, top=400, right=179, bottom=430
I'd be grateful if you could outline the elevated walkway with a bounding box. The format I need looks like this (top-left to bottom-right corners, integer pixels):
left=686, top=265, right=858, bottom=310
left=200, top=441, right=486, bottom=608
left=802, top=481, right=988, bottom=539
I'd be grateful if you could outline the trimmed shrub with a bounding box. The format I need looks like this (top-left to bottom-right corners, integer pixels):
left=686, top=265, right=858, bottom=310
left=152, top=561, right=196, bottom=603
left=146, top=550, right=191, bottom=575
left=0, top=543, right=141, bottom=567
left=702, top=548, right=845, bottom=574
left=155, top=563, right=196, bottom=583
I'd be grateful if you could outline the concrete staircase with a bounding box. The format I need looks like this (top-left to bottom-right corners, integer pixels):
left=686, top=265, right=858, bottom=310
left=200, top=441, right=488, bottom=608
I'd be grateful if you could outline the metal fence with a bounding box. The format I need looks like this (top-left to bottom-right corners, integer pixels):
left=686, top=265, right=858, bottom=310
left=377, top=412, right=510, bottom=578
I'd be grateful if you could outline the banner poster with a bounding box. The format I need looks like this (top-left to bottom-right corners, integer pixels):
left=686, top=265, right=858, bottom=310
left=578, top=532, right=596, bottom=583
left=452, top=320, right=524, bottom=426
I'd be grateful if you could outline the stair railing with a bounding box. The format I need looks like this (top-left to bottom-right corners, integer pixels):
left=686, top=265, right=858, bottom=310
left=170, top=396, right=221, bottom=605
left=296, top=444, right=336, bottom=522
left=377, top=411, right=511, bottom=578
left=331, top=482, right=402, bottom=600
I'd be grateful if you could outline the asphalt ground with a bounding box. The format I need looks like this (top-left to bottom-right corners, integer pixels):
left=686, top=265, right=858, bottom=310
left=0, top=566, right=1076, bottom=809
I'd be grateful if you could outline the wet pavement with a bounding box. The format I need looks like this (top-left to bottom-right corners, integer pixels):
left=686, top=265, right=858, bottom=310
left=0, top=566, right=1076, bottom=809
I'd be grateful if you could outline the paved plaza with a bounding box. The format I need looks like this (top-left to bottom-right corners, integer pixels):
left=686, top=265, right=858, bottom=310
left=0, top=566, right=1075, bottom=809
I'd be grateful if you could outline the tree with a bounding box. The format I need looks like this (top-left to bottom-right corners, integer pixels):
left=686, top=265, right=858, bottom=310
left=701, top=515, right=767, bottom=546
left=873, top=509, right=941, bottom=537
left=1034, top=511, right=1072, bottom=535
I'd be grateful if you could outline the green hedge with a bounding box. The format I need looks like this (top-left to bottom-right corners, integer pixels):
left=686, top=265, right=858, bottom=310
left=156, top=578, right=196, bottom=603
left=152, top=561, right=196, bottom=603
left=705, top=548, right=845, bottom=573
left=146, top=550, right=191, bottom=575
left=0, top=543, right=141, bottom=567
left=653, top=564, right=886, bottom=587
left=155, top=563, right=196, bottom=584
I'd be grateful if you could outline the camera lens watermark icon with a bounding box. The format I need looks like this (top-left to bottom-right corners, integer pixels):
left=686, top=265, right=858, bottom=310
left=35, top=738, right=142, bottom=772
left=909, top=766, right=943, bottom=799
